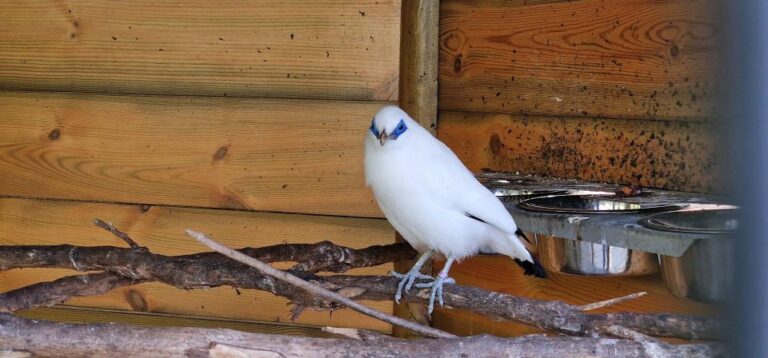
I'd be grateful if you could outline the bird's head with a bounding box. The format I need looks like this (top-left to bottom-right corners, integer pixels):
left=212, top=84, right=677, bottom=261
left=369, top=105, right=414, bottom=146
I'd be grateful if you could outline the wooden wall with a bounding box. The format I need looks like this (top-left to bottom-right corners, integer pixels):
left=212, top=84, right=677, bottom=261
left=432, top=0, right=720, bottom=336
left=438, top=0, right=722, bottom=193
left=0, top=0, right=400, bottom=332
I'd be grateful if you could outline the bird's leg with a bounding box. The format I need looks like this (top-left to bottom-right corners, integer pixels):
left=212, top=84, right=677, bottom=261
left=390, top=250, right=434, bottom=303
left=415, top=257, right=456, bottom=315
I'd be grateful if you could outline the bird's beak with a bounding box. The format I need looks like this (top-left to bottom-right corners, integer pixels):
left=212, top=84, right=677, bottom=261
left=378, top=132, right=388, bottom=145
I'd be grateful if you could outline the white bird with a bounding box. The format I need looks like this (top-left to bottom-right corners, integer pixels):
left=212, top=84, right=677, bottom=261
left=364, top=105, right=546, bottom=314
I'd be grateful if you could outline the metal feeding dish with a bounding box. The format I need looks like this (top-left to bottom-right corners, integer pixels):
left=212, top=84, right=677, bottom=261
left=519, top=194, right=686, bottom=214
left=476, top=177, right=539, bottom=186
left=537, top=235, right=659, bottom=276
left=476, top=175, right=569, bottom=201
left=638, top=208, right=739, bottom=235
left=489, top=187, right=568, bottom=198
left=643, top=207, right=739, bottom=303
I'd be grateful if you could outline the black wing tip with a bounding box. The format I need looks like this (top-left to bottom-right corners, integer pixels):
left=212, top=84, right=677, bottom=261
left=514, top=228, right=534, bottom=245
left=513, top=258, right=548, bottom=278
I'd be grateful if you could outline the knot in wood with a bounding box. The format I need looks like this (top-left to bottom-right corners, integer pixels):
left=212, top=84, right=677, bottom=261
left=48, top=128, right=61, bottom=140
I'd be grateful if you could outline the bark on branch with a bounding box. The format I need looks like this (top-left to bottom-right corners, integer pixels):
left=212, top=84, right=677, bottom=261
left=0, top=241, right=416, bottom=274
left=0, top=314, right=723, bottom=358
left=0, top=243, right=719, bottom=340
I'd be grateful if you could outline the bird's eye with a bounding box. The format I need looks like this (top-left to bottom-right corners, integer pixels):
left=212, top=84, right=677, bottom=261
left=391, top=119, right=408, bottom=138
left=369, top=118, right=380, bottom=137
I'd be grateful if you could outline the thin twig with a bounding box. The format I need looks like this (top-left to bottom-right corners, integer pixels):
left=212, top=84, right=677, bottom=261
left=578, top=292, right=648, bottom=311
left=605, top=325, right=663, bottom=344
left=321, top=327, right=393, bottom=341
left=94, top=219, right=140, bottom=249
left=185, top=229, right=457, bottom=339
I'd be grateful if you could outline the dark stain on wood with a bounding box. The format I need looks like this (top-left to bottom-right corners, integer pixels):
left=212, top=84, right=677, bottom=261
left=489, top=133, right=502, bottom=155
left=439, top=111, right=723, bottom=193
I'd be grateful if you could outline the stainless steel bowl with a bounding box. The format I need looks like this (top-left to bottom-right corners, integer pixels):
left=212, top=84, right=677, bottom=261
left=519, top=194, right=686, bottom=214
left=520, top=194, right=670, bottom=276
left=640, top=209, right=738, bottom=302
left=492, top=188, right=570, bottom=202
left=476, top=176, right=570, bottom=204
left=537, top=235, right=660, bottom=276
left=638, top=207, right=738, bottom=234
left=476, top=177, right=539, bottom=186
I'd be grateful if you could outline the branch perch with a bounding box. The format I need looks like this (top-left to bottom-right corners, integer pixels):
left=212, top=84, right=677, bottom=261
left=0, top=243, right=718, bottom=340
left=0, top=314, right=723, bottom=358
left=0, top=219, right=720, bottom=341
left=185, top=229, right=456, bottom=339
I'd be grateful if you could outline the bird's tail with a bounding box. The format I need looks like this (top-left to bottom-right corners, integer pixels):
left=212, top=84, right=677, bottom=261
left=512, top=229, right=547, bottom=278
left=512, top=256, right=547, bottom=278
left=487, top=227, right=548, bottom=278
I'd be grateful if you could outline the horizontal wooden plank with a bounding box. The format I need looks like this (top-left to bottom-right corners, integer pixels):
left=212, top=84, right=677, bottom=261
left=0, top=197, right=394, bottom=331
left=19, top=306, right=335, bottom=338
left=439, top=0, right=718, bottom=120
left=438, top=111, right=722, bottom=192
left=431, top=255, right=714, bottom=337
left=0, top=0, right=400, bottom=101
left=0, top=91, right=385, bottom=217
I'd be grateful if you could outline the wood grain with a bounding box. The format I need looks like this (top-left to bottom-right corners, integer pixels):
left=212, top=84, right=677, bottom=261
left=431, top=255, right=714, bottom=337
left=0, top=0, right=400, bottom=101
left=0, top=197, right=394, bottom=331
left=439, top=0, right=718, bottom=120
left=18, top=306, right=335, bottom=337
left=438, top=111, right=723, bottom=192
left=399, top=0, right=439, bottom=133
left=0, top=91, right=387, bottom=217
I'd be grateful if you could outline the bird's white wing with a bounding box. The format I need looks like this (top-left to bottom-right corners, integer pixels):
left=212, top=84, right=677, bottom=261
left=415, top=136, right=518, bottom=235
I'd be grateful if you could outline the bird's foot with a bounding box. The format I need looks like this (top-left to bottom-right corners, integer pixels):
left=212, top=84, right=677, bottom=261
left=390, top=270, right=434, bottom=303
left=415, top=274, right=456, bottom=314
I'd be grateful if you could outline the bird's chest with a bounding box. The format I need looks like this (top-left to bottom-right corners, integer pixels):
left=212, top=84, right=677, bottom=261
left=370, top=160, right=452, bottom=224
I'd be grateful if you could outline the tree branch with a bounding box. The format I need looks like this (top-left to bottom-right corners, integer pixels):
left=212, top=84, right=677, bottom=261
left=186, top=229, right=456, bottom=339
left=0, top=241, right=416, bottom=274
left=0, top=272, right=145, bottom=312
left=0, top=243, right=720, bottom=340
left=0, top=314, right=723, bottom=358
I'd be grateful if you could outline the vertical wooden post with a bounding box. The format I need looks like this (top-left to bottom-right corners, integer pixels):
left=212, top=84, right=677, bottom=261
left=399, top=0, right=439, bottom=134
left=394, top=0, right=440, bottom=337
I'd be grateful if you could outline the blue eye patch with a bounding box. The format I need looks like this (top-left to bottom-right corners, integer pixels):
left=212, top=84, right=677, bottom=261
left=369, top=118, right=380, bottom=138
left=389, top=119, right=408, bottom=139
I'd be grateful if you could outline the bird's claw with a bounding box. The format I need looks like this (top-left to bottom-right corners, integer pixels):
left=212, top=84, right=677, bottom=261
left=390, top=270, right=434, bottom=303
left=415, top=275, right=455, bottom=314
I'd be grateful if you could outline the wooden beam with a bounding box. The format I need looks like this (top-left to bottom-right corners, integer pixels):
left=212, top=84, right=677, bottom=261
left=0, top=0, right=400, bottom=101
left=399, top=0, right=439, bottom=133
left=438, top=111, right=722, bottom=193
left=0, top=91, right=387, bottom=217
left=439, top=0, right=718, bottom=120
